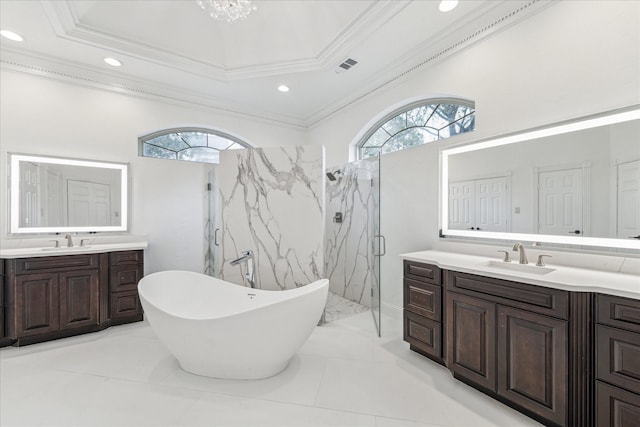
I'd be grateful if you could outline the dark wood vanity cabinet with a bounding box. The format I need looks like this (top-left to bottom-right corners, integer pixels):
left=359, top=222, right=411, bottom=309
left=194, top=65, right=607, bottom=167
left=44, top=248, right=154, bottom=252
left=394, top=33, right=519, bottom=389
left=445, top=271, right=569, bottom=426
left=402, top=261, right=443, bottom=364
left=5, top=254, right=101, bottom=345
left=3, top=250, right=144, bottom=346
left=0, top=260, right=10, bottom=347
left=595, top=294, right=640, bottom=427
left=403, top=260, right=640, bottom=427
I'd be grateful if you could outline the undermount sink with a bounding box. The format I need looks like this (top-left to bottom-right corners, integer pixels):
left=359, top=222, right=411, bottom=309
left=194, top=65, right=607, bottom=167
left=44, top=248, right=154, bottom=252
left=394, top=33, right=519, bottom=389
left=482, top=260, right=555, bottom=275
left=41, top=245, right=92, bottom=252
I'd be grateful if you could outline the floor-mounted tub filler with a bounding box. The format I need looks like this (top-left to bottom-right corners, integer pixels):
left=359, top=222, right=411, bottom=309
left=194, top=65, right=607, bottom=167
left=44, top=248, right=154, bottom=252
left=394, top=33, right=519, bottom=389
left=138, top=270, right=329, bottom=379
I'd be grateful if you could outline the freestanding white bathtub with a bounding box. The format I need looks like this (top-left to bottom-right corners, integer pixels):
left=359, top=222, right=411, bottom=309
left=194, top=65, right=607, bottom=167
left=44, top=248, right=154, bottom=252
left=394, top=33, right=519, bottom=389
left=138, top=270, right=329, bottom=379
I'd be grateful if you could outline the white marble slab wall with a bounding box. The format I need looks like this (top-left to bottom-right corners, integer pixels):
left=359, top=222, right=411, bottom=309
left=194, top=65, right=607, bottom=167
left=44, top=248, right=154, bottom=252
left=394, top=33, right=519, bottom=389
left=218, top=146, right=324, bottom=290
left=324, top=160, right=378, bottom=307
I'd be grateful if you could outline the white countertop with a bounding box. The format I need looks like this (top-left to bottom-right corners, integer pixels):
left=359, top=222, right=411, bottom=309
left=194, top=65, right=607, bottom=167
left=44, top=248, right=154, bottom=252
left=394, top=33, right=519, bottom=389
left=400, top=250, right=640, bottom=300
left=0, top=240, right=148, bottom=258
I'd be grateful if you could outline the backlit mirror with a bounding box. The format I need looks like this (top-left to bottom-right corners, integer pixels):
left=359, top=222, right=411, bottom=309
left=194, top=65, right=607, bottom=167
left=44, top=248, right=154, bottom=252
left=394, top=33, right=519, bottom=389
left=441, top=106, right=640, bottom=250
left=9, top=154, right=128, bottom=234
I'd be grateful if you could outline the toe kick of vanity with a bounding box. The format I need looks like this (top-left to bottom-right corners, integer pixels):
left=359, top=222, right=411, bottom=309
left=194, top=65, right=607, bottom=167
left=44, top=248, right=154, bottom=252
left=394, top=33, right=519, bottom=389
left=402, top=256, right=640, bottom=427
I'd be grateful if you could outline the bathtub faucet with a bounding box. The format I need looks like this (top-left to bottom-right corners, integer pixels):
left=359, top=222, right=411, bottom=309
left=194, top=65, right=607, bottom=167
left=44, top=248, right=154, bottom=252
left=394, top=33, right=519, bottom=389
left=229, top=250, right=255, bottom=288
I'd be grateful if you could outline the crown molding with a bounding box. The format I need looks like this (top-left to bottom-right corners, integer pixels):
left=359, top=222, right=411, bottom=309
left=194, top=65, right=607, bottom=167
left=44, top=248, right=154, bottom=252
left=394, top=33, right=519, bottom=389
left=39, top=0, right=407, bottom=82
left=0, top=47, right=307, bottom=130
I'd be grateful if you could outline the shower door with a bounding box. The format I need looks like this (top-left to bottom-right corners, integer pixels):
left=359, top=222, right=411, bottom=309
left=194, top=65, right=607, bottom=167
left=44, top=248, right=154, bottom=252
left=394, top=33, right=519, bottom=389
left=370, top=155, right=382, bottom=337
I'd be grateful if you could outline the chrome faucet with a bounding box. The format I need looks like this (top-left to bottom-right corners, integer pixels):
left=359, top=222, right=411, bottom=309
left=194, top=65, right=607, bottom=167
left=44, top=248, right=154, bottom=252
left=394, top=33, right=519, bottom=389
left=512, top=242, right=528, bottom=264
left=64, top=233, right=74, bottom=248
left=229, top=250, right=255, bottom=288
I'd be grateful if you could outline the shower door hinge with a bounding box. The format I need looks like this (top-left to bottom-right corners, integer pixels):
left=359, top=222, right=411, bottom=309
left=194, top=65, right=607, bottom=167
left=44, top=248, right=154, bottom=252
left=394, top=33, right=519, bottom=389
left=207, top=183, right=212, bottom=191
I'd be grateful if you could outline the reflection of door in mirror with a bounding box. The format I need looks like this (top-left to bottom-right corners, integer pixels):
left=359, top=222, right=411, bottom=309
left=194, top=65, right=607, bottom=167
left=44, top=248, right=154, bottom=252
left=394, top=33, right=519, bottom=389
left=537, top=168, right=583, bottom=236
left=617, top=160, right=640, bottom=239
left=449, top=177, right=508, bottom=232
left=19, top=161, right=39, bottom=227
left=67, top=180, right=112, bottom=227
left=46, top=169, right=63, bottom=227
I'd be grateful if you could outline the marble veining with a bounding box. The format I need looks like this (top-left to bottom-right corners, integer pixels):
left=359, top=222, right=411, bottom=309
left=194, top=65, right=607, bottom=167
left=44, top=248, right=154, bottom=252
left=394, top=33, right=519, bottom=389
left=324, top=159, right=379, bottom=307
left=324, top=292, right=369, bottom=323
left=219, top=146, right=324, bottom=290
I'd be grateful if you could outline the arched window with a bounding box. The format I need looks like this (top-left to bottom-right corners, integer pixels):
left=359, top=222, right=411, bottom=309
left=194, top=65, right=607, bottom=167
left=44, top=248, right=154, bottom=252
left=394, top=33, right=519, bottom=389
left=138, top=127, right=251, bottom=164
left=357, top=99, right=475, bottom=159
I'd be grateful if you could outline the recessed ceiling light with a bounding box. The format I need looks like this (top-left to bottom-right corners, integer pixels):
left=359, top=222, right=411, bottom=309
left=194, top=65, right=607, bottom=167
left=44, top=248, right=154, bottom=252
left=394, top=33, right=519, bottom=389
left=104, top=57, right=123, bottom=67
left=277, top=85, right=290, bottom=93
left=439, top=0, right=458, bottom=13
left=0, top=30, right=24, bottom=42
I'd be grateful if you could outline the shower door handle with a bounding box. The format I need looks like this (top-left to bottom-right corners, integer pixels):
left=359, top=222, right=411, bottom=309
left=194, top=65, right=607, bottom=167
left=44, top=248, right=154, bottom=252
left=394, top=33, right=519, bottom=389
left=214, top=228, right=220, bottom=246
left=374, top=235, right=386, bottom=256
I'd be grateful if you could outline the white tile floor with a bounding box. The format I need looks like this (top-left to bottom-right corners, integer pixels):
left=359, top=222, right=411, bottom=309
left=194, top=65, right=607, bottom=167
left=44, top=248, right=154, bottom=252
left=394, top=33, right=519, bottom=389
left=0, top=312, right=543, bottom=427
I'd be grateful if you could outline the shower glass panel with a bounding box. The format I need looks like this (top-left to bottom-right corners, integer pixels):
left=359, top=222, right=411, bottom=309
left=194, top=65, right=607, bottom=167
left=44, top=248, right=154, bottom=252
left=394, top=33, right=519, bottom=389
left=324, top=156, right=381, bottom=334
left=205, top=166, right=221, bottom=277
left=369, top=155, right=381, bottom=337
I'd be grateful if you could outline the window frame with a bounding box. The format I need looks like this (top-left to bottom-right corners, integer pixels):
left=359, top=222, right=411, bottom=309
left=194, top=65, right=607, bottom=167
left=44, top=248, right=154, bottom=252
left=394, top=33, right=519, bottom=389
left=356, top=98, right=475, bottom=160
left=138, top=127, right=251, bottom=164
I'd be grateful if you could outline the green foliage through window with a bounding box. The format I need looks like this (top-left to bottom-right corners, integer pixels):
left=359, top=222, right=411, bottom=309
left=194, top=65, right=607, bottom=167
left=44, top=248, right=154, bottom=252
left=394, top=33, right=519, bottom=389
left=358, top=100, right=475, bottom=159
left=139, top=128, right=249, bottom=164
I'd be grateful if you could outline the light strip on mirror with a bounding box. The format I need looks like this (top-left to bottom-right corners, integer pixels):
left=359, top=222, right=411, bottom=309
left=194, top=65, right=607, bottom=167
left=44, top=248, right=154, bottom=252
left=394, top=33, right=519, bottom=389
left=9, top=154, right=128, bottom=234
left=440, top=106, right=640, bottom=250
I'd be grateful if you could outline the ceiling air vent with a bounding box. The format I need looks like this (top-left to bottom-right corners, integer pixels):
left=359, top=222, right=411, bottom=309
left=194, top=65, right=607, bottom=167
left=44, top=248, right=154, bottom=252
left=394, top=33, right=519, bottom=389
left=335, top=58, right=358, bottom=74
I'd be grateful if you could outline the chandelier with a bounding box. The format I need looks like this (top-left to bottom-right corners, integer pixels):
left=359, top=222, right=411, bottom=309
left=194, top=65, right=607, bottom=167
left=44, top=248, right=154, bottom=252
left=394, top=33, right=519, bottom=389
left=196, top=0, right=257, bottom=23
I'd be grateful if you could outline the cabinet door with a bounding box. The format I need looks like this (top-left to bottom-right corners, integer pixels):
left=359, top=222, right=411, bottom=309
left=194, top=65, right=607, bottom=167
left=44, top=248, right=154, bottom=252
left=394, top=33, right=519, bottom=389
left=498, top=305, right=567, bottom=426
left=59, top=270, right=99, bottom=330
left=15, top=273, right=59, bottom=337
left=446, top=292, right=496, bottom=391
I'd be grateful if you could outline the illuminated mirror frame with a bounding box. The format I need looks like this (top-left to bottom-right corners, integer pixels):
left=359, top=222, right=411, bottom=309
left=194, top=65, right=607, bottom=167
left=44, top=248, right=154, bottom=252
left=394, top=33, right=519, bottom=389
left=9, top=154, right=129, bottom=234
left=440, top=106, right=640, bottom=250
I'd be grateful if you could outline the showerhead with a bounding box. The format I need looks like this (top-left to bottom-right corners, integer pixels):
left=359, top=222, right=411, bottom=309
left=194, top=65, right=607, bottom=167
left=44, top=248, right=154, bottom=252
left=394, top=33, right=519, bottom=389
left=326, top=169, right=344, bottom=181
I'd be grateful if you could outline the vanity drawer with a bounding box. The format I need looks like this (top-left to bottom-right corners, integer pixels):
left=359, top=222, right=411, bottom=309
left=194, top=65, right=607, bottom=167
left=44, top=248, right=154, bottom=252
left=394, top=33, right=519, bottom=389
left=597, top=325, right=640, bottom=394
left=403, top=261, right=441, bottom=285
left=596, top=381, right=640, bottom=427
left=404, top=278, right=441, bottom=320
left=15, top=255, right=99, bottom=275
left=110, top=290, right=142, bottom=319
left=598, top=294, right=640, bottom=333
left=445, top=271, right=568, bottom=320
left=110, top=251, right=143, bottom=265
left=403, top=310, right=441, bottom=360
left=110, top=264, right=143, bottom=292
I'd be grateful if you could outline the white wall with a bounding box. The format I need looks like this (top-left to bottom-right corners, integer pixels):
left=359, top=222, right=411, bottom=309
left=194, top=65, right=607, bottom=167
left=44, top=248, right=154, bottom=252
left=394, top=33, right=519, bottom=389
left=0, top=71, right=306, bottom=274
left=307, top=1, right=640, bottom=315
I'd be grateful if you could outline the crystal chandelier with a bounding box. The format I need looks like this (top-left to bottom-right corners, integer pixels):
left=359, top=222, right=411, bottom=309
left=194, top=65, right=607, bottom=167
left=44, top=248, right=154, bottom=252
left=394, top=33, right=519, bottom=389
left=196, top=0, right=257, bottom=23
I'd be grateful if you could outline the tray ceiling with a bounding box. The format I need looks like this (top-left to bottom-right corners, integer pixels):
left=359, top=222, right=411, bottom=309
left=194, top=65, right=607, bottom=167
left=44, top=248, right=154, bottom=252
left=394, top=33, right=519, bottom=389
left=0, top=0, right=550, bottom=127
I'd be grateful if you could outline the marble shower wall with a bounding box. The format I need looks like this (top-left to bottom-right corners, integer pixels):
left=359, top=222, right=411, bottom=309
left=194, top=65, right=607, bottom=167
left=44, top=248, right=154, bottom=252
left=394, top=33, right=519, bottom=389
left=218, top=146, right=324, bottom=290
left=324, top=159, right=378, bottom=307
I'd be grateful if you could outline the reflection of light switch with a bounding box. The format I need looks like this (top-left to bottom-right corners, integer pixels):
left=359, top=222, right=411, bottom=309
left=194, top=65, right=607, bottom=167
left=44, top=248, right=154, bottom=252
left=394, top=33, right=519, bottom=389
left=514, top=207, right=520, bottom=214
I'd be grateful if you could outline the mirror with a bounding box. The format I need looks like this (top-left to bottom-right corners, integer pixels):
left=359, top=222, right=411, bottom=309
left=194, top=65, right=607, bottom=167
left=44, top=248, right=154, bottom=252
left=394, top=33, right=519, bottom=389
left=441, top=106, right=640, bottom=250
left=9, top=154, right=128, bottom=234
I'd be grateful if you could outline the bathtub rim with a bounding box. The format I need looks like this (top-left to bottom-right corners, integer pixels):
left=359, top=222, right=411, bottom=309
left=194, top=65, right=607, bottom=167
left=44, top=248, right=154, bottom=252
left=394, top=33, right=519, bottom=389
left=138, top=270, right=329, bottom=321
